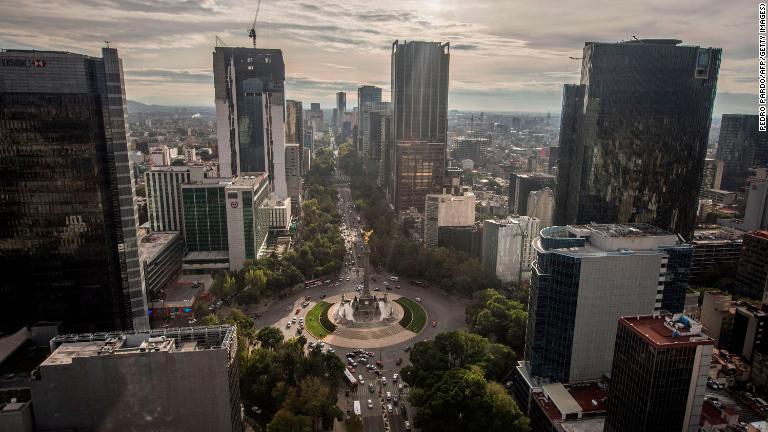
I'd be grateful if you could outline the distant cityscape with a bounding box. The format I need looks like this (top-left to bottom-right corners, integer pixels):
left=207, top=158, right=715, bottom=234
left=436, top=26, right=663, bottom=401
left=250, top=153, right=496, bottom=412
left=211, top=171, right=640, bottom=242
left=0, top=4, right=767, bottom=432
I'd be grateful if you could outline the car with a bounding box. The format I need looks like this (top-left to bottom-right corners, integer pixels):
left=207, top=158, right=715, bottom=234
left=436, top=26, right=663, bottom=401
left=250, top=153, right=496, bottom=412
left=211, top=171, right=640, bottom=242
left=366, top=351, right=374, bottom=357
left=376, top=360, right=384, bottom=368
left=346, top=277, right=351, bottom=281
left=382, top=377, right=388, bottom=386
left=358, top=357, right=368, bottom=364
left=369, top=383, right=375, bottom=392
left=395, top=358, right=403, bottom=366
left=383, top=281, right=389, bottom=286
left=367, top=364, right=375, bottom=370
left=398, top=383, right=403, bottom=392
left=295, top=308, right=300, bottom=314
left=347, top=352, right=356, bottom=358
left=432, top=320, right=437, bottom=327
left=367, top=399, right=373, bottom=409
left=396, top=285, right=401, bottom=289
left=393, top=396, right=399, bottom=405
left=286, top=322, right=292, bottom=329
left=308, top=341, right=315, bottom=348
left=393, top=373, right=399, bottom=382
left=327, top=347, right=335, bottom=353
left=387, top=403, right=393, bottom=413
left=416, top=297, right=422, bottom=302
left=296, top=327, right=302, bottom=334
left=404, top=345, right=412, bottom=352
left=373, top=287, right=380, bottom=291
left=299, top=316, right=304, bottom=322
left=301, top=301, right=310, bottom=307
left=374, top=369, right=381, bottom=375
left=405, top=421, right=411, bottom=430
left=347, top=365, right=356, bottom=373
left=188, top=319, right=197, bottom=324
left=358, top=374, right=365, bottom=384
left=304, top=296, right=312, bottom=301
left=292, top=317, right=297, bottom=323
left=371, top=277, right=376, bottom=281
left=348, top=361, right=357, bottom=368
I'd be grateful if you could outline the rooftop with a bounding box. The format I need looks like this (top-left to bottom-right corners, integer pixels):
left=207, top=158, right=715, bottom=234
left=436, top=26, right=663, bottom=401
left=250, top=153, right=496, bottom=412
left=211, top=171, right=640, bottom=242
left=574, top=223, right=670, bottom=238
left=533, top=380, right=608, bottom=423
left=620, top=314, right=713, bottom=348
left=692, top=226, right=744, bottom=243
left=231, top=173, right=267, bottom=187
left=41, top=326, right=236, bottom=367
left=139, top=231, right=180, bottom=264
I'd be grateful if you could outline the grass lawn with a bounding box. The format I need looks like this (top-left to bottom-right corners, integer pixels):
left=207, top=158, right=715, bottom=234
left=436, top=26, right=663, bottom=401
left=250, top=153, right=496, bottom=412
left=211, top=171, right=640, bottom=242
left=306, top=301, right=335, bottom=339
left=395, top=297, right=427, bottom=333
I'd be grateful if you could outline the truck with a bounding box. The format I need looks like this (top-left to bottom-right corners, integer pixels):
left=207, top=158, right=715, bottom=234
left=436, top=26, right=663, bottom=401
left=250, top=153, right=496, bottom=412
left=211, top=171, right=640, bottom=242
left=353, top=400, right=361, bottom=416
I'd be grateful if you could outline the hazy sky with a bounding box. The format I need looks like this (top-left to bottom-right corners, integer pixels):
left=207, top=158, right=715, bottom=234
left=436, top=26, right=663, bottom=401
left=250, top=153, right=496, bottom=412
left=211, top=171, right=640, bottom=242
left=0, top=0, right=758, bottom=115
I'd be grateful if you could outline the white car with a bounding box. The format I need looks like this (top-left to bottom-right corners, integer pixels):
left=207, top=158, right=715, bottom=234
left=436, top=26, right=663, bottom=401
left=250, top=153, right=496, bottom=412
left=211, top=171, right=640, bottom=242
left=387, top=403, right=393, bottom=413
left=392, top=373, right=399, bottom=382
left=292, top=317, right=297, bottom=323
left=367, top=399, right=373, bottom=409
left=405, top=420, right=411, bottom=430
left=416, top=297, right=422, bottom=302
left=382, top=377, right=387, bottom=385
left=286, top=322, right=292, bottom=329
left=386, top=391, right=392, bottom=400
left=358, top=374, right=365, bottom=384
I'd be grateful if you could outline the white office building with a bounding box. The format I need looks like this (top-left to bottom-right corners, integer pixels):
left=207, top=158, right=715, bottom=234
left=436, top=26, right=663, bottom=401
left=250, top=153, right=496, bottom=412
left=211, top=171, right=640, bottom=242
left=482, top=216, right=540, bottom=283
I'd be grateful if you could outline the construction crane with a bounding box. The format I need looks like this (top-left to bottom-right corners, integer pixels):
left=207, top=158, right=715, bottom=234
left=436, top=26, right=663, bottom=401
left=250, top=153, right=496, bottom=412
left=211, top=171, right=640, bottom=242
left=248, top=0, right=263, bottom=48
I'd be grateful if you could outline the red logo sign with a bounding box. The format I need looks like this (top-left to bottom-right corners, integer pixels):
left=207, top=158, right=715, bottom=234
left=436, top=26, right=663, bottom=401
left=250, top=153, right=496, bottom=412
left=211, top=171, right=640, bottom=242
left=230, top=201, right=239, bottom=208
left=32, top=59, right=46, bottom=68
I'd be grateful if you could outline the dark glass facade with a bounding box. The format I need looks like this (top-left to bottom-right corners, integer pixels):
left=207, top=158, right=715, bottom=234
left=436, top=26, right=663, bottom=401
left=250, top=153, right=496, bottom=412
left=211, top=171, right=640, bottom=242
left=554, top=40, right=721, bottom=237
left=213, top=47, right=285, bottom=181
left=509, top=173, right=556, bottom=216
left=182, top=185, right=229, bottom=252
left=715, top=115, right=767, bottom=191
left=660, top=245, right=694, bottom=312
left=605, top=319, right=710, bottom=432
left=390, top=40, right=450, bottom=212
left=735, top=231, right=768, bottom=300
left=0, top=48, right=146, bottom=332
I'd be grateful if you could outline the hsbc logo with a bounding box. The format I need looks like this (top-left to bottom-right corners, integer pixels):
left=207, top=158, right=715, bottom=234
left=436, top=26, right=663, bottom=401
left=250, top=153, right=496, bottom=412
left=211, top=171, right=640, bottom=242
left=1, top=58, right=47, bottom=68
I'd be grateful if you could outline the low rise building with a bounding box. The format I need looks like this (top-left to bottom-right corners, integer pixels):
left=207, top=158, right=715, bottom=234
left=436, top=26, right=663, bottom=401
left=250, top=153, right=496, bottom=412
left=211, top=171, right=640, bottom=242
left=700, top=189, right=738, bottom=205
left=30, top=326, right=242, bottom=432
left=528, top=380, right=608, bottom=432
left=139, top=231, right=184, bottom=297
left=699, top=291, right=735, bottom=348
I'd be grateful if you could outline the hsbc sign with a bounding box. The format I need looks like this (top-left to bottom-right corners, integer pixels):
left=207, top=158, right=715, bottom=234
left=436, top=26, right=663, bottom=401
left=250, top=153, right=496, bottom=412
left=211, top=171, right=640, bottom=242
left=1, top=58, right=47, bottom=68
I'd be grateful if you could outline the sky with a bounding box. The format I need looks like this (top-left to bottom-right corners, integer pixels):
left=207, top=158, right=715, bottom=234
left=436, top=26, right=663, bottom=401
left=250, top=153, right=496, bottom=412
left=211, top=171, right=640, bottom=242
left=0, top=0, right=759, bottom=116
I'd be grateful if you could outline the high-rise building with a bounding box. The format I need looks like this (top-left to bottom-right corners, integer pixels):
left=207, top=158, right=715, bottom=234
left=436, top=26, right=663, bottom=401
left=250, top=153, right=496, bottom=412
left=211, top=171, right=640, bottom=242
left=285, top=144, right=302, bottom=213
left=139, top=231, right=184, bottom=298
left=145, top=165, right=210, bottom=232
left=554, top=40, right=721, bottom=237
left=735, top=231, right=768, bottom=299
left=356, top=85, right=383, bottom=153
left=31, top=326, right=243, bottom=432
left=605, top=314, right=713, bottom=432
left=0, top=48, right=148, bottom=332
left=689, top=227, right=743, bottom=284
left=509, top=173, right=556, bottom=216
left=391, top=40, right=450, bottom=212
left=743, top=179, right=768, bottom=231
left=213, top=47, right=287, bottom=197
left=730, top=302, right=768, bottom=362
left=526, top=188, right=554, bottom=229
left=450, top=135, right=491, bottom=165
left=302, top=147, right=312, bottom=175
left=716, top=115, right=768, bottom=192
left=522, top=224, right=692, bottom=384
left=437, top=224, right=483, bottom=258
left=423, top=191, right=475, bottom=248
left=303, top=126, right=314, bottom=154
left=482, top=216, right=540, bottom=284
left=336, top=92, right=346, bottom=130
left=700, top=158, right=725, bottom=194
left=286, top=100, right=303, bottom=176
left=181, top=175, right=270, bottom=271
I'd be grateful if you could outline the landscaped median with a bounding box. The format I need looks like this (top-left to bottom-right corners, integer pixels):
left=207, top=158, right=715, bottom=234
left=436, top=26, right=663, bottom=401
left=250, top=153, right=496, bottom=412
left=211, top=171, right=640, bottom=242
left=395, top=297, right=427, bottom=333
left=306, top=301, right=336, bottom=339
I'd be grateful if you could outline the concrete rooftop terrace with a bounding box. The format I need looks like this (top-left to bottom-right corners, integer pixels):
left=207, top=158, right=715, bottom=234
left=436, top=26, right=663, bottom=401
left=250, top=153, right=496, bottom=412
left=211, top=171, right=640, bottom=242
left=620, top=315, right=713, bottom=348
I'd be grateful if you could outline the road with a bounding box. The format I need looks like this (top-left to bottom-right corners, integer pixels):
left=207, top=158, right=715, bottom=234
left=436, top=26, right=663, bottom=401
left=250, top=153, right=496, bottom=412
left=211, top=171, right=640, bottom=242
left=251, top=172, right=468, bottom=432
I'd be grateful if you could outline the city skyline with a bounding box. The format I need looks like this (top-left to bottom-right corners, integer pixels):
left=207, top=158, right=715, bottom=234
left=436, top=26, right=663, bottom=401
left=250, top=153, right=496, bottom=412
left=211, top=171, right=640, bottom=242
left=0, top=0, right=756, bottom=115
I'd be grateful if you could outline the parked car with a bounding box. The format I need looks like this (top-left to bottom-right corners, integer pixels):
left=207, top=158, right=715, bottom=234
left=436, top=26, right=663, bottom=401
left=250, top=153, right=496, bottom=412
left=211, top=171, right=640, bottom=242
left=367, top=399, right=373, bottom=409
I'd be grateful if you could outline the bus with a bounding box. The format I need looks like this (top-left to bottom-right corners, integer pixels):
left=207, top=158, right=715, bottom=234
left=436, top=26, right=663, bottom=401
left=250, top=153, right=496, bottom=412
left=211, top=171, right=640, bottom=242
left=304, top=279, right=321, bottom=288
left=344, top=368, right=358, bottom=388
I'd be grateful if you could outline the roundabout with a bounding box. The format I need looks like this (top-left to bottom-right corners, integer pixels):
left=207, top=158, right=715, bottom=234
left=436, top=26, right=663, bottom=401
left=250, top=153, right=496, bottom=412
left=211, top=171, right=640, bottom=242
left=305, top=292, right=427, bottom=349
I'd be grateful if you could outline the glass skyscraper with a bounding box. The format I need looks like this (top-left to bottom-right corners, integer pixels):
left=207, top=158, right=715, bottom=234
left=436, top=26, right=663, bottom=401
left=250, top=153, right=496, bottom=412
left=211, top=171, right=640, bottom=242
left=390, top=40, right=450, bottom=212
left=0, top=48, right=148, bottom=332
left=715, top=114, right=767, bottom=191
left=554, top=39, right=721, bottom=237
left=213, top=47, right=287, bottom=198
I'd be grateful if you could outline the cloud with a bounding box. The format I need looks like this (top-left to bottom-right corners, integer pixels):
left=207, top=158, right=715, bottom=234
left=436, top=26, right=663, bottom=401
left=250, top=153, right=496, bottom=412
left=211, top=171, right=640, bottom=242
left=0, top=0, right=756, bottom=113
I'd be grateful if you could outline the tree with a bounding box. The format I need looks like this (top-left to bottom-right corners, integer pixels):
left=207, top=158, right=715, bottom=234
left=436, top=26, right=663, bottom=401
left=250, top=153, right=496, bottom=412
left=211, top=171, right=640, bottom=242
left=345, top=415, right=363, bottom=432
left=257, top=326, right=285, bottom=350
left=201, top=313, right=220, bottom=326
left=266, top=408, right=312, bottom=432
left=466, top=289, right=527, bottom=357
